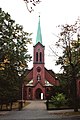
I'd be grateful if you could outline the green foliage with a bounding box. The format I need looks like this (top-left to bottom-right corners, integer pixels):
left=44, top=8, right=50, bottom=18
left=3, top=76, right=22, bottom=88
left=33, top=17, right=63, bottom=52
left=51, top=93, right=67, bottom=108
left=56, top=20, right=80, bottom=77
left=0, top=8, right=32, bottom=100
left=0, top=8, right=32, bottom=73
left=56, top=19, right=80, bottom=111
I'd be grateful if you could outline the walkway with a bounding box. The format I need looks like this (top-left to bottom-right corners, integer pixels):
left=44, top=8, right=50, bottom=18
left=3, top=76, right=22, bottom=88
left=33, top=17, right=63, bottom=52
left=0, top=100, right=80, bottom=120
left=0, top=100, right=55, bottom=120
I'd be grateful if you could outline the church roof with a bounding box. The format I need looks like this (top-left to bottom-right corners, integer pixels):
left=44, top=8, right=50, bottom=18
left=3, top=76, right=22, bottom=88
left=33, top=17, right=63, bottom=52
left=45, top=79, right=53, bottom=86
left=23, top=67, right=59, bottom=87
left=36, top=16, right=42, bottom=44
left=25, top=79, right=33, bottom=86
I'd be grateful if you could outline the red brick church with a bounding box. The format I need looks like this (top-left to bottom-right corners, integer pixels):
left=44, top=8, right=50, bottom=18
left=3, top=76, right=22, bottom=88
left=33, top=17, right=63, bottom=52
left=23, top=16, right=59, bottom=100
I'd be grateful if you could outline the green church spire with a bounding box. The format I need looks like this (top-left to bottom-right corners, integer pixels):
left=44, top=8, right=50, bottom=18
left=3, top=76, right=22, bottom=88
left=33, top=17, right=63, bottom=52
left=36, top=16, right=42, bottom=44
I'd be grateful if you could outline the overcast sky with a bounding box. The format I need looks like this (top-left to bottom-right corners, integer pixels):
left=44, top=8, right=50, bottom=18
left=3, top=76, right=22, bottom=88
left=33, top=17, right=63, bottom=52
left=0, top=0, right=80, bottom=73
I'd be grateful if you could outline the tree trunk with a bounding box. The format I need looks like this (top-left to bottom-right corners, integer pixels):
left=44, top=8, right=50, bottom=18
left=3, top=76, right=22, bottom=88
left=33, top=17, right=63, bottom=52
left=72, top=65, right=78, bottom=112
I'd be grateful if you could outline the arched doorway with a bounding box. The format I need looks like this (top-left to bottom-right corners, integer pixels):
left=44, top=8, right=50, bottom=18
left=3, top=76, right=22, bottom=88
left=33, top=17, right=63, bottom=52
left=35, top=88, right=43, bottom=99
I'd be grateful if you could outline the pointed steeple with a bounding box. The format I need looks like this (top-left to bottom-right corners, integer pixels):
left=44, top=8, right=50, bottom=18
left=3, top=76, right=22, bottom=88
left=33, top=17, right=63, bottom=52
left=36, top=16, right=42, bottom=44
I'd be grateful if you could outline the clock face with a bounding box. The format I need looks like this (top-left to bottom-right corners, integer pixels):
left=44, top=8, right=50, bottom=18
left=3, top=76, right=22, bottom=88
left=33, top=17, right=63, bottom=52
left=37, top=67, right=41, bottom=72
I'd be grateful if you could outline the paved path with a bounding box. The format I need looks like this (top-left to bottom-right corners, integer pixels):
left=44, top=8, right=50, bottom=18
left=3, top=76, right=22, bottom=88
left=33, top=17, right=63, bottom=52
left=0, top=100, right=55, bottom=120
left=0, top=100, right=80, bottom=120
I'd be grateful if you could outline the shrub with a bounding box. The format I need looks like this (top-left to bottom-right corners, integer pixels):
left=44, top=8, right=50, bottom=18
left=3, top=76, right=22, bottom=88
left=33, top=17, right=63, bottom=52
left=51, top=93, right=67, bottom=108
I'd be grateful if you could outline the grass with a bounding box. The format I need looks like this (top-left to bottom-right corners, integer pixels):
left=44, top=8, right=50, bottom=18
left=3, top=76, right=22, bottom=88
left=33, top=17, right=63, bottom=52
left=53, top=111, right=80, bottom=116
left=48, top=102, right=69, bottom=109
left=23, top=101, right=30, bottom=107
left=0, top=101, right=30, bottom=110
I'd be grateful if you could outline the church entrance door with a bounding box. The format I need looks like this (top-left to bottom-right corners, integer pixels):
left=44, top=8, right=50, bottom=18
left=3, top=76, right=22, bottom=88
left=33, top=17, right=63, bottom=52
left=35, top=88, right=43, bottom=99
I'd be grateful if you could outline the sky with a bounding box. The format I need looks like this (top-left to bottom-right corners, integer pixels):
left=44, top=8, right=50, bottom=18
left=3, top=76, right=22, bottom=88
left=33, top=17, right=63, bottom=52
left=0, top=0, right=80, bottom=73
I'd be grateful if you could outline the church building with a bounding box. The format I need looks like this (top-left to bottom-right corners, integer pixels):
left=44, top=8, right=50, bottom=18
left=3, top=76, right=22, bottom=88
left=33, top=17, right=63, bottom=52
left=23, top=16, right=59, bottom=100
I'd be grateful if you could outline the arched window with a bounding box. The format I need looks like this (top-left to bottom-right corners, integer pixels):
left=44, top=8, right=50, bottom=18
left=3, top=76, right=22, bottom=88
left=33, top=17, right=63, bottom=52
left=46, top=88, right=49, bottom=93
left=37, top=74, right=41, bottom=81
left=29, top=88, right=31, bottom=92
left=40, top=52, right=42, bottom=62
left=36, top=52, right=38, bottom=62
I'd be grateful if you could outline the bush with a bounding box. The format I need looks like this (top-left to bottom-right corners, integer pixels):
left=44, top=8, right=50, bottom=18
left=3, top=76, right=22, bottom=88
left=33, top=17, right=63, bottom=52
left=51, top=93, right=67, bottom=108
left=66, top=98, right=73, bottom=107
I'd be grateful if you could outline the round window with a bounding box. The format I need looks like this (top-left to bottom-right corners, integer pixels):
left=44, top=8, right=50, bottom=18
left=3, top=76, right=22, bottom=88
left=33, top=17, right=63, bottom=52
left=37, top=67, right=41, bottom=72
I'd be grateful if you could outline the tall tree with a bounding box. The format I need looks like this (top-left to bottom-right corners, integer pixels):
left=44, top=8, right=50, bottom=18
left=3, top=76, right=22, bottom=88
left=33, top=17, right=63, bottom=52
left=56, top=18, right=80, bottom=112
left=0, top=8, right=32, bottom=100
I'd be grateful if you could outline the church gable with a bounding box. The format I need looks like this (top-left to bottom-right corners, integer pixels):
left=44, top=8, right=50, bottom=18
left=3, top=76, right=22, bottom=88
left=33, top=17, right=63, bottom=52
left=34, top=42, right=44, bottom=48
left=23, top=68, right=33, bottom=83
left=25, top=79, right=33, bottom=86
left=45, top=68, right=59, bottom=86
left=34, top=81, right=44, bottom=88
left=33, top=82, right=45, bottom=97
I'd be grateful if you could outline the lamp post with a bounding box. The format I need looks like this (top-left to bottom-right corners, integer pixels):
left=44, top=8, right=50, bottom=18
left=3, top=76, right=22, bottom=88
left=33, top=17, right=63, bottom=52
left=18, top=75, right=24, bottom=110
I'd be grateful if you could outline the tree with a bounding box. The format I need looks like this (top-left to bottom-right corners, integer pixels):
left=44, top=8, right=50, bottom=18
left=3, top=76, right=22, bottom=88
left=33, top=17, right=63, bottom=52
left=56, top=18, right=80, bottom=112
left=23, top=0, right=41, bottom=13
left=0, top=8, right=32, bottom=101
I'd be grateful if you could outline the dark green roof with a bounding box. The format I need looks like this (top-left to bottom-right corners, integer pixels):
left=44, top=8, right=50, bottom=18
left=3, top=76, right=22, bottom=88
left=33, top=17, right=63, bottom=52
left=36, top=16, right=42, bottom=44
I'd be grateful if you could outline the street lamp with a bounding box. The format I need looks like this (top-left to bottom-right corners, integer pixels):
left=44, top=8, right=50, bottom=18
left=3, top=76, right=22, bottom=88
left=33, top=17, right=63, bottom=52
left=18, top=74, right=24, bottom=110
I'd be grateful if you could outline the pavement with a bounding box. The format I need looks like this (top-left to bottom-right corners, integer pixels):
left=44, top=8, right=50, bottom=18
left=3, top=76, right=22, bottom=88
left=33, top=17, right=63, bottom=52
left=0, top=100, right=80, bottom=120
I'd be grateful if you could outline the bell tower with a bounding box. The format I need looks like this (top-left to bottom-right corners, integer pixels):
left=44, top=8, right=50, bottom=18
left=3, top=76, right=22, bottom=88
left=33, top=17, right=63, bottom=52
left=33, top=16, right=45, bottom=86
left=23, top=16, right=60, bottom=100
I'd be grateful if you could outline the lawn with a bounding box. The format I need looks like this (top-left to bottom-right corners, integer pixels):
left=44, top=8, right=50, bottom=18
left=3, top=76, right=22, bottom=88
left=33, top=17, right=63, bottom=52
left=50, top=111, right=80, bottom=117
left=0, top=101, right=30, bottom=111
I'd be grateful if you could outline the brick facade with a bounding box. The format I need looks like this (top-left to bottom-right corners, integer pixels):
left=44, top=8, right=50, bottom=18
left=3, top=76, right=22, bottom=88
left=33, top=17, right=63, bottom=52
left=23, top=42, right=59, bottom=100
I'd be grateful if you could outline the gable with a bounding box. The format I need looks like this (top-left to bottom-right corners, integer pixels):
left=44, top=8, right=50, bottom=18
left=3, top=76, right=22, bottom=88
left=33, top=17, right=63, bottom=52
left=25, top=79, right=33, bottom=86
left=23, top=68, right=33, bottom=83
left=45, top=68, right=59, bottom=86
left=33, top=42, right=45, bottom=48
